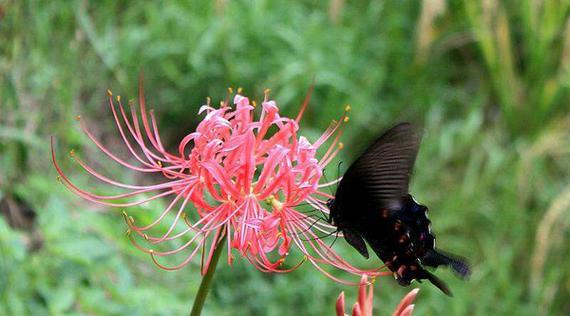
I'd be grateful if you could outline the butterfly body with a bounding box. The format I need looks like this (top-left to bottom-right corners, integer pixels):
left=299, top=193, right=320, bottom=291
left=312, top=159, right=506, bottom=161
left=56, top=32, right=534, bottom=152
left=328, top=123, right=470, bottom=296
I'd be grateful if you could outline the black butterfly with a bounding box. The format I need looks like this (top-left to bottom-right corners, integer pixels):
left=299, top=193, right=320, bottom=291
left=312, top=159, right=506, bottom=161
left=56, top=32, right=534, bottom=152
left=327, top=122, right=470, bottom=296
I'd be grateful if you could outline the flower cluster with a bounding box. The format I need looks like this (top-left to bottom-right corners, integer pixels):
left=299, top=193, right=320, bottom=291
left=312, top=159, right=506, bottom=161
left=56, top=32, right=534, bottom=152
left=336, top=275, right=418, bottom=316
left=52, top=83, right=385, bottom=281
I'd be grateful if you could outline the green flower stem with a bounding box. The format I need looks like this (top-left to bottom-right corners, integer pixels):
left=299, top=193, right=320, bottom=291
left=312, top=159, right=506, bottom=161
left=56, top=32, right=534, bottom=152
left=190, top=234, right=227, bottom=316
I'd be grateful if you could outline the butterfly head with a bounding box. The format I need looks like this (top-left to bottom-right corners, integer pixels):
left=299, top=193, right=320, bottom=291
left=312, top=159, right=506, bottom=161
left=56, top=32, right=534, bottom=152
left=325, top=198, right=337, bottom=225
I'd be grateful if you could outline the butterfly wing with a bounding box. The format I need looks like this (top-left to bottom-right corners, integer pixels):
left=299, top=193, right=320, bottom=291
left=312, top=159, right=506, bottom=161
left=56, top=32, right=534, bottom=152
left=335, top=122, right=423, bottom=214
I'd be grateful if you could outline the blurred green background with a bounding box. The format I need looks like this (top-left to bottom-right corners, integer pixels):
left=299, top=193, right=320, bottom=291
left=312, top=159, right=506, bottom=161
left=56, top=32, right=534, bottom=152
left=1, top=0, right=569, bottom=315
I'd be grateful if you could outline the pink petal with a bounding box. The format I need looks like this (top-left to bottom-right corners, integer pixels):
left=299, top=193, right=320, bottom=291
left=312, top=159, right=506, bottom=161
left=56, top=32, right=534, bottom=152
left=336, top=292, right=346, bottom=316
left=352, top=303, right=362, bottom=316
left=398, top=305, right=415, bottom=316
left=391, top=289, right=419, bottom=316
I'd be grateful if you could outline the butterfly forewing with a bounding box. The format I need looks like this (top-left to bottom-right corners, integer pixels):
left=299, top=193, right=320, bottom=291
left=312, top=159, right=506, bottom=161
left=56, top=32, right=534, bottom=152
left=337, top=122, right=422, bottom=211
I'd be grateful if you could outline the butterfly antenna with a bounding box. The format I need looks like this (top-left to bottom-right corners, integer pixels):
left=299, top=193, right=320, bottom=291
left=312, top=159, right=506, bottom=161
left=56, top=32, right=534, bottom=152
left=335, top=161, right=343, bottom=191
left=322, top=169, right=334, bottom=195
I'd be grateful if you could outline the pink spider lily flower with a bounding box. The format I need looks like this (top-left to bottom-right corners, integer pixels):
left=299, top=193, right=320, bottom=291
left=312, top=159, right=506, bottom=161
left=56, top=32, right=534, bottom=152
left=336, top=275, right=419, bottom=316
left=52, top=82, right=387, bottom=281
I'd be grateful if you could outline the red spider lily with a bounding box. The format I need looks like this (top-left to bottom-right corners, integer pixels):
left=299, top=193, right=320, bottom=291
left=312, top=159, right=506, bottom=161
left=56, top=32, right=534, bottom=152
left=336, top=275, right=418, bottom=316
left=52, top=82, right=387, bottom=282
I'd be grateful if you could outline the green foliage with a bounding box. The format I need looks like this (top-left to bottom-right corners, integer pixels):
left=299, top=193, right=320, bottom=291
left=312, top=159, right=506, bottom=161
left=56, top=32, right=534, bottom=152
left=0, top=0, right=569, bottom=315
left=462, top=0, right=570, bottom=135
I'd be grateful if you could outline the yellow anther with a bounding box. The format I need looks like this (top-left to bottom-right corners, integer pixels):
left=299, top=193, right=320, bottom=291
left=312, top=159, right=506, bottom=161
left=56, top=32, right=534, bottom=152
left=220, top=101, right=225, bottom=107
left=122, top=211, right=135, bottom=224
left=126, top=229, right=132, bottom=236
left=129, top=99, right=135, bottom=106
left=206, top=96, right=211, bottom=105
left=56, top=176, right=62, bottom=182
left=344, top=104, right=351, bottom=112
left=228, top=87, right=234, bottom=94
left=264, top=88, right=271, bottom=95
left=182, top=212, right=187, bottom=219
left=75, top=115, right=81, bottom=121
left=338, top=142, right=344, bottom=149
left=116, top=95, right=121, bottom=102
left=343, top=116, right=350, bottom=123
left=143, top=234, right=149, bottom=240
left=149, top=249, right=154, bottom=254
left=237, top=87, right=243, bottom=94
left=252, top=100, right=257, bottom=107
left=69, top=149, right=75, bottom=157
left=107, top=89, right=113, bottom=97
left=157, top=161, right=163, bottom=167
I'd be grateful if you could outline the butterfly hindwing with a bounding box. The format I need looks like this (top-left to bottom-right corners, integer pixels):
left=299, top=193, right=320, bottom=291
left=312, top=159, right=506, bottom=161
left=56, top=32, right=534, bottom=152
left=342, top=227, right=369, bottom=259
